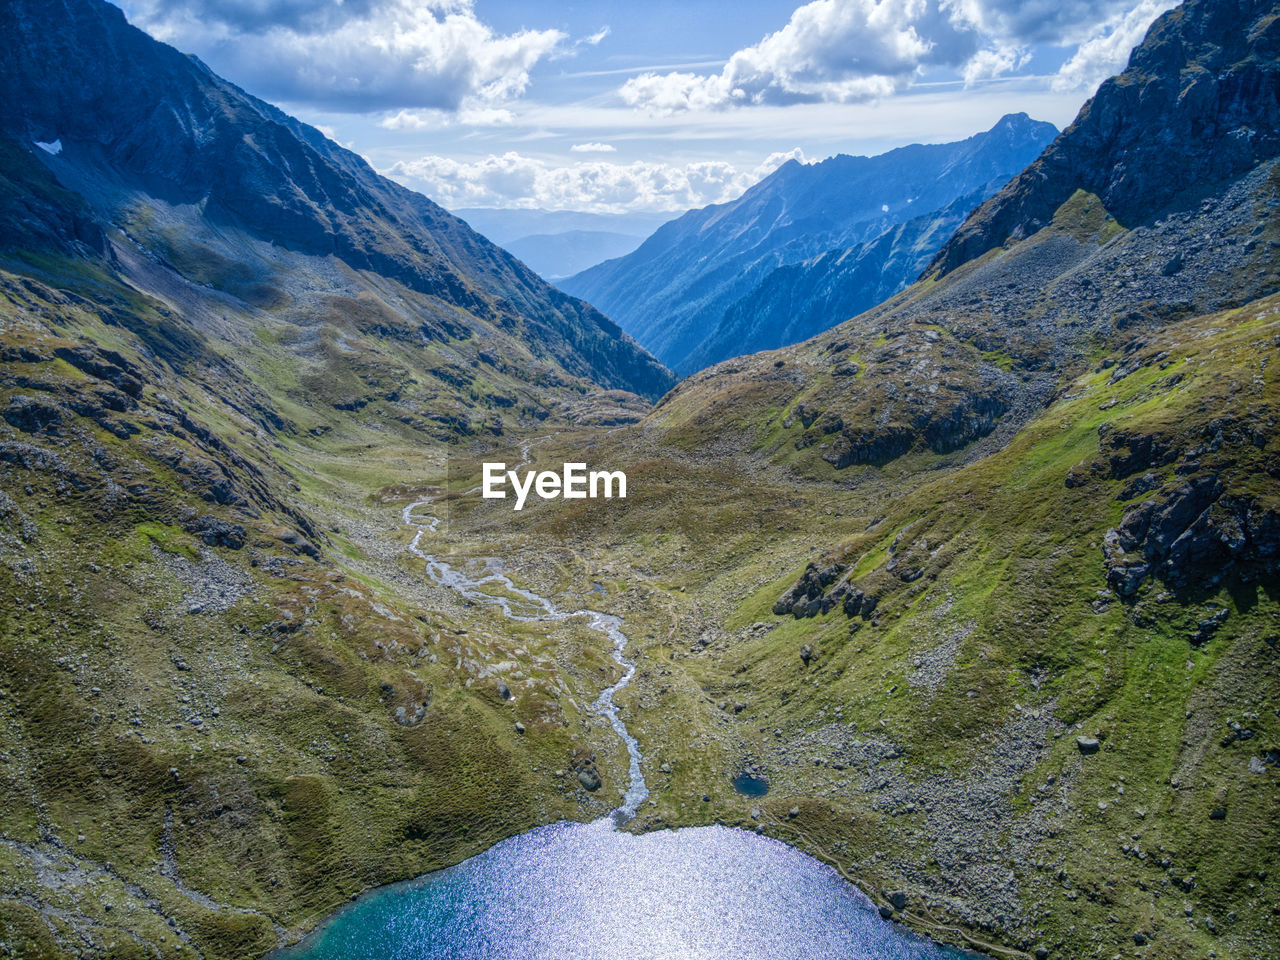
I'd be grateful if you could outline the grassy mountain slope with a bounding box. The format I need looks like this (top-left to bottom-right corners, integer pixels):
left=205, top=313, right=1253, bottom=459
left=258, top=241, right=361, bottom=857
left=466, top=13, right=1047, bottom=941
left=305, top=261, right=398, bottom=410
left=0, top=239, right=644, bottom=960
left=447, top=292, right=1278, bottom=959
left=0, top=1, right=676, bottom=957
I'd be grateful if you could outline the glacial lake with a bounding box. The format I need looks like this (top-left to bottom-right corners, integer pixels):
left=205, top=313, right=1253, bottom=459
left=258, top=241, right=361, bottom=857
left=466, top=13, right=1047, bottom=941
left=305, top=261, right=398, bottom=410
left=271, top=818, right=977, bottom=960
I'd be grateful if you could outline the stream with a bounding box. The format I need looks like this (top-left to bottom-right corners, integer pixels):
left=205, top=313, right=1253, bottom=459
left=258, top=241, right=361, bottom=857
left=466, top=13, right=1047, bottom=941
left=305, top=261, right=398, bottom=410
left=402, top=495, right=648, bottom=820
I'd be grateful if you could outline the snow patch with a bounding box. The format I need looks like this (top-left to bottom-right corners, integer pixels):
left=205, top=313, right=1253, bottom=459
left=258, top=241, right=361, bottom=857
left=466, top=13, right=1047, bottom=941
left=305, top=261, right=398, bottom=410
left=35, top=139, right=62, bottom=156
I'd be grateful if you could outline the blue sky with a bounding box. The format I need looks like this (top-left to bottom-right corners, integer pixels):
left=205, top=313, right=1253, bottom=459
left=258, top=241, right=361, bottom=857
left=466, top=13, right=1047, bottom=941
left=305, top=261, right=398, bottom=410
left=116, top=0, right=1177, bottom=213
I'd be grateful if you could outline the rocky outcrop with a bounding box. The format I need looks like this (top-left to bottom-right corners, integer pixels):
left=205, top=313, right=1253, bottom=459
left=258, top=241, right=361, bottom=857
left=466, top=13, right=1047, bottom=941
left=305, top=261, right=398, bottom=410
left=773, top=562, right=844, bottom=617
left=1103, top=481, right=1280, bottom=596
left=930, top=0, right=1280, bottom=277
left=772, top=561, right=878, bottom=622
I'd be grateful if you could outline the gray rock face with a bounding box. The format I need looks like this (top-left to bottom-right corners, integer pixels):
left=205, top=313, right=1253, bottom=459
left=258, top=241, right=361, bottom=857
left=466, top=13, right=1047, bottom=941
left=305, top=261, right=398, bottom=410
left=1102, top=474, right=1279, bottom=597
left=931, top=0, right=1280, bottom=277
left=3, top=395, right=64, bottom=433
left=773, top=561, right=843, bottom=617
left=182, top=514, right=247, bottom=550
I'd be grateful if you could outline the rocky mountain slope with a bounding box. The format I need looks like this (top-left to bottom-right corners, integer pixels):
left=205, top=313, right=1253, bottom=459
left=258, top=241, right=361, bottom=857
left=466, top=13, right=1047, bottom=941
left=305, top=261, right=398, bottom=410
left=681, top=184, right=994, bottom=373
left=560, top=113, right=1057, bottom=374
left=931, top=0, right=1280, bottom=277
left=0, top=0, right=673, bottom=407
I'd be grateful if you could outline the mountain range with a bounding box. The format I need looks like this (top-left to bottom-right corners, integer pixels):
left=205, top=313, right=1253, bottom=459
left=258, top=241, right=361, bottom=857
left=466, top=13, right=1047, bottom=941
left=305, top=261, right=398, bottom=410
left=559, top=113, right=1058, bottom=374
left=0, top=0, right=1278, bottom=958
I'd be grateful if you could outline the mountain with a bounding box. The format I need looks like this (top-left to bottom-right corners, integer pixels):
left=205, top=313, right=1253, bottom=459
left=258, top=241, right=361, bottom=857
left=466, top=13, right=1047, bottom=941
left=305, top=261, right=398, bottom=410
left=559, top=113, right=1058, bottom=374
left=930, top=0, right=1280, bottom=278
left=0, top=2, right=676, bottom=956
left=681, top=184, right=993, bottom=373
left=3, top=0, right=1278, bottom=958
left=0, top=0, right=673, bottom=406
left=659, top=0, right=1280, bottom=471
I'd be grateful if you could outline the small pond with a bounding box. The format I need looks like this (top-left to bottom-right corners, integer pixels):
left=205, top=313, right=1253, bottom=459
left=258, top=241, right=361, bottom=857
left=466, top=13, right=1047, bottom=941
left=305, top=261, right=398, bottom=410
left=731, top=773, right=771, bottom=797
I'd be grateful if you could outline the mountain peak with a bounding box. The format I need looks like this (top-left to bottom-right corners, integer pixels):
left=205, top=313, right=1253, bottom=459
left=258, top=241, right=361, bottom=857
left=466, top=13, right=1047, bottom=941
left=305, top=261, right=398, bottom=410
left=929, top=0, right=1280, bottom=277
left=559, top=114, right=1057, bottom=374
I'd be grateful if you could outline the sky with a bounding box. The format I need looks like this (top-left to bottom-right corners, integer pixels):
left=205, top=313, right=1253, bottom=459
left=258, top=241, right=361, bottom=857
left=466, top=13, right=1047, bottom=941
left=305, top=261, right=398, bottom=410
left=114, top=0, right=1179, bottom=214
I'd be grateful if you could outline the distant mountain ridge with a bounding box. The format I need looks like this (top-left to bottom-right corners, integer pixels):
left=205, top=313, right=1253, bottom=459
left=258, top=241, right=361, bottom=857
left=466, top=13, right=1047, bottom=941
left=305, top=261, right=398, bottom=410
left=502, top=231, right=650, bottom=280
left=451, top=209, right=678, bottom=283
left=681, top=183, right=996, bottom=373
left=559, top=114, right=1057, bottom=375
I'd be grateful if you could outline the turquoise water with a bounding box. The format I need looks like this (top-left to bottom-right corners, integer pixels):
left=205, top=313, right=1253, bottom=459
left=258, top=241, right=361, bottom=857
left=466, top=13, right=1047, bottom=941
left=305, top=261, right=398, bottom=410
left=271, top=819, right=977, bottom=960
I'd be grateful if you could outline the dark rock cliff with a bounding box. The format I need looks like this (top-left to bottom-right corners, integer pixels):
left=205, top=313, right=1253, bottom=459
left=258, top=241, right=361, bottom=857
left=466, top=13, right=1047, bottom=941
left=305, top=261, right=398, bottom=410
left=930, top=0, right=1280, bottom=277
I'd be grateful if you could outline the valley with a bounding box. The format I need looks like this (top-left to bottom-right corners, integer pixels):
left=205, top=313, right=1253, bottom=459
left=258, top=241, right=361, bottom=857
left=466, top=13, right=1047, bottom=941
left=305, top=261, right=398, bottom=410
left=0, top=0, right=1278, bottom=957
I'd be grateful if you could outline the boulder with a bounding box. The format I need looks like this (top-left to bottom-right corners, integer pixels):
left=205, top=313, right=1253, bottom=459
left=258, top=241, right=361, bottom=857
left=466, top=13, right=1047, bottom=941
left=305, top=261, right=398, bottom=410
left=1076, top=736, right=1101, bottom=755
left=183, top=514, right=247, bottom=549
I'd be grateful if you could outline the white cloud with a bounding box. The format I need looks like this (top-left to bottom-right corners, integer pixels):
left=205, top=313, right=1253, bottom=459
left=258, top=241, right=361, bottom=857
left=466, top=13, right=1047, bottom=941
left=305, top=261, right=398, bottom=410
left=1051, top=0, right=1176, bottom=92
left=961, top=45, right=1025, bottom=84
left=620, top=0, right=955, bottom=114
left=754, top=147, right=809, bottom=178
left=580, top=26, right=611, bottom=46
left=570, top=142, right=617, bottom=153
left=384, top=150, right=808, bottom=213
left=121, top=0, right=564, bottom=113
left=618, top=0, right=1166, bottom=113
left=947, top=0, right=1139, bottom=48
left=379, top=105, right=516, bottom=130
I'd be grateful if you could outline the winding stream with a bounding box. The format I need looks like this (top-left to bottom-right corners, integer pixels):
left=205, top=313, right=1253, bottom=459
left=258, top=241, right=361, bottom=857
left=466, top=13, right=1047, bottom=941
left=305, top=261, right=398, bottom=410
left=402, top=494, right=648, bottom=819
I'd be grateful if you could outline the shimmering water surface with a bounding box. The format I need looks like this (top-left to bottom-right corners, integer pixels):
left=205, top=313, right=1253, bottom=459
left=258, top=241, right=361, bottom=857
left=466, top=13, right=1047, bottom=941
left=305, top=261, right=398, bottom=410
left=272, top=819, right=976, bottom=960
left=291, top=475, right=979, bottom=959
